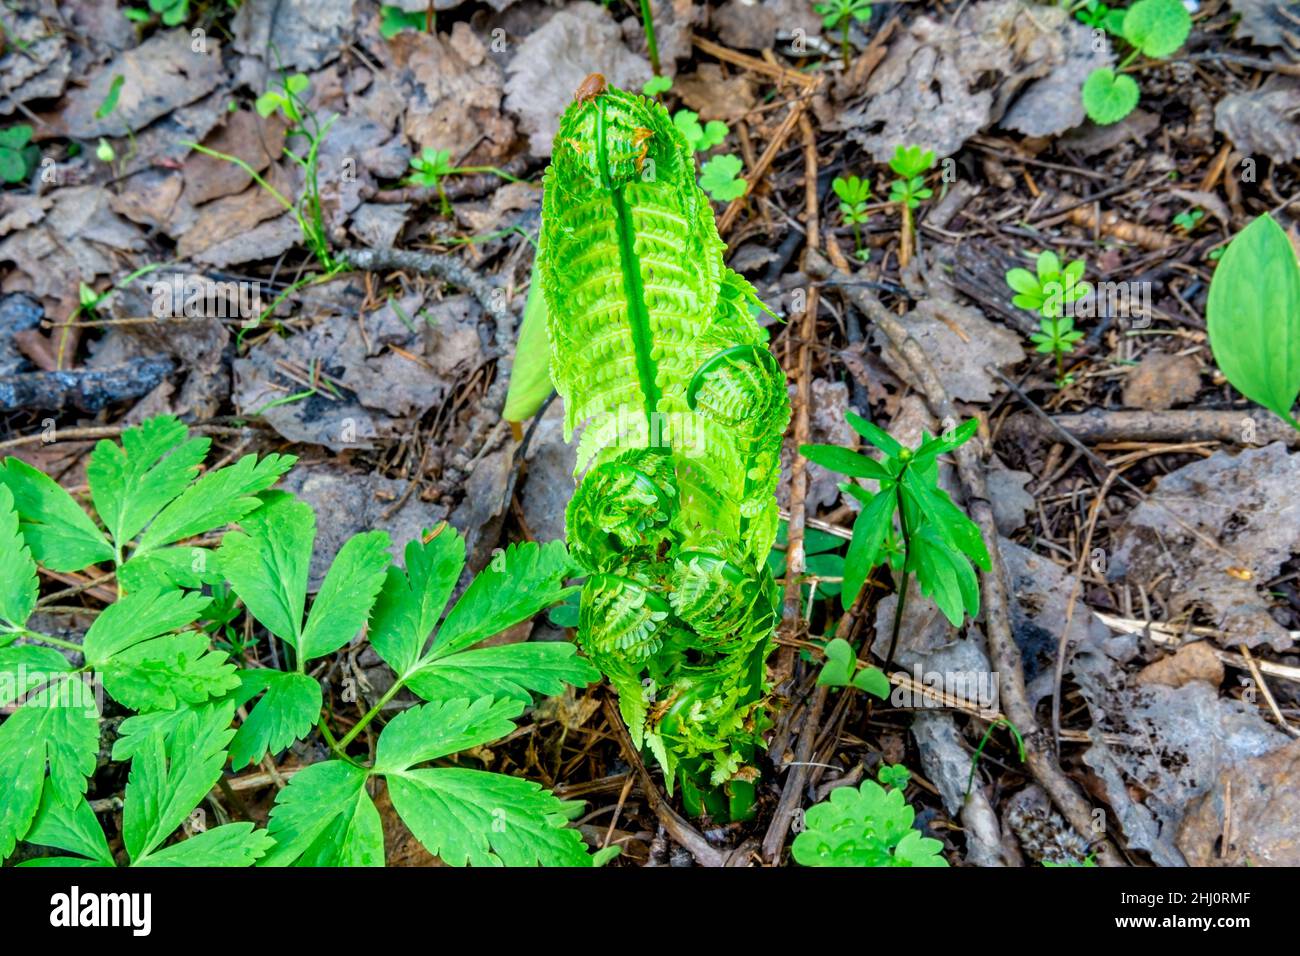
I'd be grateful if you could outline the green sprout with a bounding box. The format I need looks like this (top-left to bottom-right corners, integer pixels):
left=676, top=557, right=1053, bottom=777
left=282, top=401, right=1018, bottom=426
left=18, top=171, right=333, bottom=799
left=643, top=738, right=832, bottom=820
left=379, top=4, right=432, bottom=38
left=887, top=145, right=935, bottom=266
left=1082, top=0, right=1191, bottom=125
left=813, top=0, right=873, bottom=68
left=673, top=110, right=729, bottom=153
left=698, top=153, right=747, bottom=202
left=832, top=174, right=872, bottom=262
left=642, top=75, right=673, bottom=97
left=0, top=125, right=40, bottom=184
left=405, top=146, right=527, bottom=217
left=1006, top=251, right=1092, bottom=386
left=1172, top=207, right=1204, bottom=232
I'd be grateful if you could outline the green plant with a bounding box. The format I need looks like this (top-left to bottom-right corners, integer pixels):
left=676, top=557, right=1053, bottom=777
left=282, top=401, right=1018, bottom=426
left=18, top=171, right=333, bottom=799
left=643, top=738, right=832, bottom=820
left=125, top=0, right=188, bottom=25
left=1075, top=0, right=1126, bottom=33
left=832, top=174, right=872, bottom=262
left=1206, top=213, right=1300, bottom=431
left=642, top=75, right=673, bottom=97
left=673, top=110, right=729, bottom=153
left=814, top=0, right=873, bottom=67
left=1173, top=207, right=1204, bottom=232
left=792, top=770, right=947, bottom=867
left=1006, top=251, right=1091, bottom=386
left=1043, top=855, right=1098, bottom=867
left=379, top=3, right=432, bottom=38
left=699, top=152, right=748, bottom=202
left=405, top=146, right=527, bottom=217
left=887, top=145, right=935, bottom=266
left=539, top=83, right=790, bottom=820
left=0, top=124, right=39, bottom=184
left=801, top=414, right=988, bottom=672
left=1082, top=0, right=1191, bottom=125
left=0, top=416, right=609, bottom=866
left=816, top=637, right=890, bottom=697
left=639, top=0, right=662, bottom=75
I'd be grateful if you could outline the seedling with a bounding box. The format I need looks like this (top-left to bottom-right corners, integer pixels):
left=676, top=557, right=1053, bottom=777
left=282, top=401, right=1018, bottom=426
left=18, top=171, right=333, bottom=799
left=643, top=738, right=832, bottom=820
left=792, top=773, right=948, bottom=867
left=887, top=145, right=935, bottom=267
left=817, top=636, right=890, bottom=698
left=814, top=0, right=874, bottom=67
left=124, top=0, right=188, bottom=26
left=379, top=3, right=433, bottom=38
left=673, top=110, right=729, bottom=153
left=0, top=125, right=39, bottom=184
left=1082, top=0, right=1191, bottom=125
left=698, top=152, right=747, bottom=201
left=801, top=415, right=989, bottom=673
left=642, top=75, right=673, bottom=97
left=1172, top=207, right=1204, bottom=232
left=1075, top=0, right=1126, bottom=34
left=832, top=174, right=872, bottom=262
left=1006, top=251, right=1092, bottom=386
left=406, top=146, right=527, bottom=217
left=1206, top=213, right=1300, bottom=431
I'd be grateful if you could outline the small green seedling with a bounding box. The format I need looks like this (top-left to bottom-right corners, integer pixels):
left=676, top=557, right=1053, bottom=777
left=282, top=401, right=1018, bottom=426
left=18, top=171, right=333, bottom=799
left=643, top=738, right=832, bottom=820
left=406, top=146, right=527, bottom=217
left=877, top=763, right=911, bottom=790
left=817, top=637, right=890, bottom=698
left=0, top=125, right=40, bottom=184
left=1075, top=0, right=1126, bottom=34
left=887, top=145, right=935, bottom=267
left=792, top=776, right=948, bottom=867
left=832, top=174, right=873, bottom=262
left=801, top=414, right=989, bottom=672
left=379, top=4, right=432, bottom=37
left=642, top=75, right=673, bottom=97
left=1082, top=0, right=1191, bottom=125
left=1006, top=251, right=1091, bottom=386
left=1206, top=213, right=1300, bottom=431
left=1043, top=855, right=1098, bottom=867
left=1172, top=207, right=1204, bottom=232
left=698, top=153, right=747, bottom=202
left=673, top=110, right=729, bottom=153
left=814, top=0, right=873, bottom=67
left=254, top=73, right=310, bottom=124
left=124, top=0, right=188, bottom=26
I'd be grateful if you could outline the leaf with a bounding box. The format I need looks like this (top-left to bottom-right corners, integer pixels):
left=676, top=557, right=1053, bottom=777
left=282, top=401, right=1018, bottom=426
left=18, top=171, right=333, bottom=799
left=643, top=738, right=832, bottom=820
left=263, top=760, right=383, bottom=867
left=386, top=768, right=593, bottom=867
left=23, top=791, right=114, bottom=867
left=1207, top=214, right=1300, bottom=429
left=0, top=484, right=37, bottom=630
left=373, top=696, right=523, bottom=774
left=852, top=666, right=890, bottom=698
left=0, top=458, right=112, bottom=572
left=369, top=529, right=466, bottom=677
left=843, top=489, right=897, bottom=604
left=405, top=642, right=600, bottom=704
left=0, top=681, right=100, bottom=861
left=698, top=153, right=747, bottom=201
left=81, top=587, right=209, bottom=667
left=1121, top=0, right=1191, bottom=58
left=503, top=260, right=553, bottom=422
left=799, top=444, right=893, bottom=481
left=433, top=540, right=575, bottom=658
left=0, top=645, right=74, bottom=706
left=845, top=411, right=903, bottom=458
left=791, top=779, right=946, bottom=867
left=1082, top=68, right=1140, bottom=125
left=118, top=545, right=224, bottom=592
left=218, top=492, right=314, bottom=649
left=137, top=452, right=296, bottom=553
left=136, top=824, right=273, bottom=867
left=100, top=631, right=239, bottom=713
left=87, top=416, right=208, bottom=550
left=228, top=670, right=322, bottom=770
left=817, top=637, right=858, bottom=686
left=298, top=530, right=391, bottom=663
left=122, top=702, right=235, bottom=863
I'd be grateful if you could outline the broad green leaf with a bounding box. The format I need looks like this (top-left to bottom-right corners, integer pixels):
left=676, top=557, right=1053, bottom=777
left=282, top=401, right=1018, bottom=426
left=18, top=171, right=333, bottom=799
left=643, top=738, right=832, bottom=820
left=1207, top=213, right=1300, bottom=429
left=81, top=587, right=209, bottom=666
left=0, top=457, right=112, bottom=571
left=799, top=444, right=893, bottom=481
left=901, top=470, right=990, bottom=569
left=433, top=540, right=575, bottom=657
left=22, top=791, right=114, bottom=867
left=0, top=645, right=74, bottom=706
left=845, top=411, right=904, bottom=458
left=852, top=665, right=891, bottom=698
left=218, top=492, right=314, bottom=649
left=0, top=484, right=37, bottom=630
left=405, top=642, right=600, bottom=704
left=369, top=528, right=465, bottom=676
left=136, top=823, right=273, bottom=867
left=373, top=697, right=523, bottom=774
left=228, top=670, right=321, bottom=770
left=298, top=529, right=391, bottom=662
left=137, top=452, right=296, bottom=553
left=503, top=260, right=553, bottom=422
left=792, top=779, right=946, bottom=867
left=122, top=702, right=235, bottom=863
left=816, top=637, right=857, bottom=687
left=87, top=416, right=208, bottom=549
left=1121, top=0, right=1191, bottom=57
left=843, top=489, right=896, bottom=604
left=1082, top=69, right=1139, bottom=125
left=100, top=631, right=240, bottom=713
left=386, top=767, right=594, bottom=866
left=0, top=680, right=100, bottom=861
left=263, top=760, right=382, bottom=867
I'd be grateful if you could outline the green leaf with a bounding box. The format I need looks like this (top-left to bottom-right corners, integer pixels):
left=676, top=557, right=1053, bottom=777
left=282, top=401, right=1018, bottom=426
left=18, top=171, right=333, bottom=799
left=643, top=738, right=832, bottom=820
left=122, top=702, right=235, bottom=863
left=0, top=645, right=74, bottom=706
left=298, top=529, right=391, bottom=662
left=1121, top=0, right=1191, bottom=58
left=386, top=768, right=594, bottom=867
left=852, top=665, right=890, bottom=698
left=1081, top=68, right=1139, bottom=125
left=118, top=545, right=224, bottom=592
left=1005, top=267, right=1040, bottom=296
left=642, top=75, right=673, bottom=96
left=218, top=492, right=313, bottom=649
left=87, top=416, right=207, bottom=550
left=0, top=484, right=38, bottom=630
left=0, top=681, right=100, bottom=861
left=263, top=760, right=383, bottom=866
left=228, top=670, right=322, bottom=770
left=373, top=696, right=523, bottom=774
left=698, top=153, right=747, bottom=201
left=369, top=528, right=466, bottom=676
left=816, top=637, right=857, bottom=686
left=22, top=791, right=115, bottom=866
left=792, top=779, right=946, bottom=867
left=433, top=540, right=575, bottom=658
left=799, top=444, right=893, bottom=481
left=100, top=631, right=239, bottom=713
left=0, top=458, right=112, bottom=571
left=405, top=642, right=600, bottom=704
left=843, top=489, right=896, bottom=604
left=845, top=410, right=903, bottom=458
left=503, top=260, right=554, bottom=422
left=81, top=587, right=209, bottom=667
left=0, top=125, right=33, bottom=150
left=137, top=823, right=273, bottom=867
left=1207, top=213, right=1300, bottom=429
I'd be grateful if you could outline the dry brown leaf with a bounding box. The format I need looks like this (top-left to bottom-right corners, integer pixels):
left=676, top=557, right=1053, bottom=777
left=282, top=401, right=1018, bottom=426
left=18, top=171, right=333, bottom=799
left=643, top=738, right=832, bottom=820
left=1215, top=76, right=1300, bottom=164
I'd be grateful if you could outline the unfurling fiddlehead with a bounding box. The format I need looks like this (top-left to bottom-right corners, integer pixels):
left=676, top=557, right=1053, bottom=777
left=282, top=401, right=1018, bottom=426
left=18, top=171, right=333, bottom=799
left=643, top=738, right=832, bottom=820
left=540, top=76, right=790, bottom=819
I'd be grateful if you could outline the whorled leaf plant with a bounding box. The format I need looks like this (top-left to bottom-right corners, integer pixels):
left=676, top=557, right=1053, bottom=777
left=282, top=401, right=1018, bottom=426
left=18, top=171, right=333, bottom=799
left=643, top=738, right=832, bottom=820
left=539, top=75, right=791, bottom=820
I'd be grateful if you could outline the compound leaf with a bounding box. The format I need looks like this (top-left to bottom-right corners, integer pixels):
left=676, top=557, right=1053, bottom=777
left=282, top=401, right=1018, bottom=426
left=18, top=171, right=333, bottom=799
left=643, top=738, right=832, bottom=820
left=0, top=484, right=37, bottom=631
left=228, top=670, right=322, bottom=770
left=369, top=528, right=465, bottom=677
left=218, top=492, right=313, bottom=650
left=297, top=529, right=391, bottom=663
left=0, top=457, right=112, bottom=572
left=263, top=760, right=383, bottom=867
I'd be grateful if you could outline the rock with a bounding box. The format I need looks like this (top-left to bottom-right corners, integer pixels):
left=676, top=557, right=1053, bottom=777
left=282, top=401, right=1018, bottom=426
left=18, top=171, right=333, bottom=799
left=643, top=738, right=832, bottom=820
left=1178, top=738, right=1300, bottom=866
left=1122, top=352, right=1202, bottom=410
left=1135, top=642, right=1224, bottom=689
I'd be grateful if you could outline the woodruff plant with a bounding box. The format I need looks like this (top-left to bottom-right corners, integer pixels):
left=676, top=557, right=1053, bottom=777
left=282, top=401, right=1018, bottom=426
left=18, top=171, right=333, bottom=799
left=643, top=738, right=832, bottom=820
left=0, top=416, right=609, bottom=866
left=539, top=76, right=790, bottom=820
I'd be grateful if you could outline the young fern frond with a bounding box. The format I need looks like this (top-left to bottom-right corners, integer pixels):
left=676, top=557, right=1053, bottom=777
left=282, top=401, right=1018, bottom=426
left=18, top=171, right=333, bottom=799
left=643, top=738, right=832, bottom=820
left=540, top=77, right=790, bottom=818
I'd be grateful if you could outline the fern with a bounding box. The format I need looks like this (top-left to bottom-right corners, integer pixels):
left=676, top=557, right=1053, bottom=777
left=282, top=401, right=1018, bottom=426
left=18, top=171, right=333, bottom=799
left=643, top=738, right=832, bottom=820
left=539, top=78, right=790, bottom=819
left=1, top=415, right=607, bottom=867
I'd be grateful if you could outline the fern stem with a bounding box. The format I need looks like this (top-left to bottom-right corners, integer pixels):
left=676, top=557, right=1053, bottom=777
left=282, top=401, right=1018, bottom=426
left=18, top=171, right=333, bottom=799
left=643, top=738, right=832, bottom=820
left=883, top=480, right=910, bottom=673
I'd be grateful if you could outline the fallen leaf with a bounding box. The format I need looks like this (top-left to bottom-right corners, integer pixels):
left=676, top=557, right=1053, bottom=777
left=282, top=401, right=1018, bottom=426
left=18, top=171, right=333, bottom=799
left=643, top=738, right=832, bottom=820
left=1121, top=351, right=1202, bottom=410
left=1215, top=76, right=1300, bottom=164
left=1135, top=640, right=1225, bottom=689
left=232, top=0, right=357, bottom=71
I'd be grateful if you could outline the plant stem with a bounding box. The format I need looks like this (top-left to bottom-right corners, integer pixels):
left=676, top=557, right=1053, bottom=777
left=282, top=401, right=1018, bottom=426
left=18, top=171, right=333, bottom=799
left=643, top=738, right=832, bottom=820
left=335, top=676, right=406, bottom=750
left=11, top=628, right=84, bottom=653
left=639, top=0, right=661, bottom=74
left=883, top=480, right=910, bottom=672
left=841, top=21, right=851, bottom=67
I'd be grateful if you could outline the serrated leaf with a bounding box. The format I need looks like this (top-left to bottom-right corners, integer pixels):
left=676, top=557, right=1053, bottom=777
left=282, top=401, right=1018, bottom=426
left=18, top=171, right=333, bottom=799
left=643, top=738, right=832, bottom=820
left=218, top=492, right=313, bottom=649
left=136, top=823, right=273, bottom=867
left=386, top=768, right=594, bottom=866
left=22, top=790, right=114, bottom=866
left=263, top=760, right=383, bottom=867
left=1082, top=68, right=1139, bottom=125
left=81, top=587, right=209, bottom=667
left=0, top=458, right=112, bottom=572
left=1122, top=0, right=1191, bottom=57
left=118, top=545, right=223, bottom=592
left=373, top=697, right=523, bottom=774
left=100, top=631, right=239, bottom=713
left=791, top=779, right=946, bottom=867
left=298, top=530, right=391, bottom=663
left=228, top=670, right=321, bottom=770
left=0, top=484, right=37, bottom=630
left=369, top=529, right=465, bottom=676
left=0, top=645, right=74, bottom=706
left=1207, top=214, right=1300, bottom=429
left=405, top=642, right=600, bottom=704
